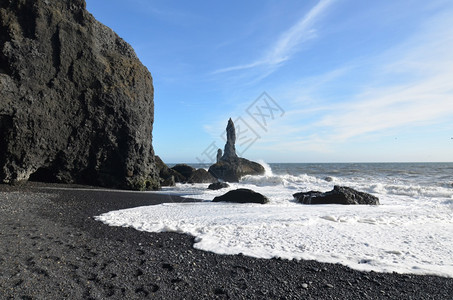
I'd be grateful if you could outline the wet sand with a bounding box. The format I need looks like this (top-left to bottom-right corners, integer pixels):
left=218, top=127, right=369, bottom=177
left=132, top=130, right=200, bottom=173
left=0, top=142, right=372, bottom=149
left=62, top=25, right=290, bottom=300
left=1, top=182, right=452, bottom=299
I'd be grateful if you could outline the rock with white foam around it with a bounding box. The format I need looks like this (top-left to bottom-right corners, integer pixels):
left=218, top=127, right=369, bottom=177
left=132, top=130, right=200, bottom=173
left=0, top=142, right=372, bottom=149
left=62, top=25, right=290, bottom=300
left=293, top=186, right=379, bottom=205
left=213, top=188, right=269, bottom=204
left=207, top=182, right=229, bottom=190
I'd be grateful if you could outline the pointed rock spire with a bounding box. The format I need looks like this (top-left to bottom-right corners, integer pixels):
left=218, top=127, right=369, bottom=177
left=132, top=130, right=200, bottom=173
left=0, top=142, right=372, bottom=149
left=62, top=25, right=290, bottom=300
left=222, top=118, right=238, bottom=160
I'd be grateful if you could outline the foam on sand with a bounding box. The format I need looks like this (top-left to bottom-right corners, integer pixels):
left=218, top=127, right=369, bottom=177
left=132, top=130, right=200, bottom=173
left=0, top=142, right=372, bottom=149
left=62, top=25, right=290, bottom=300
left=96, top=191, right=453, bottom=277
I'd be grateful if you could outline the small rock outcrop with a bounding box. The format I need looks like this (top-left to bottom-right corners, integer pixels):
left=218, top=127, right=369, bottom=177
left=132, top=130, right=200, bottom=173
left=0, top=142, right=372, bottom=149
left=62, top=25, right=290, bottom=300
left=187, top=169, right=216, bottom=184
left=213, top=188, right=269, bottom=204
left=208, top=182, right=229, bottom=190
left=293, top=186, right=379, bottom=205
left=208, top=119, right=265, bottom=182
left=171, top=164, right=196, bottom=180
left=216, top=149, right=222, bottom=163
left=165, top=163, right=216, bottom=184
left=156, top=156, right=181, bottom=186
left=0, top=0, right=159, bottom=190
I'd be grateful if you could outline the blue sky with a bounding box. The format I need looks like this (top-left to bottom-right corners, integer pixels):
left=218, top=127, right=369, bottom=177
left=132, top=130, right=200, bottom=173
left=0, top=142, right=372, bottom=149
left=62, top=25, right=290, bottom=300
left=86, top=0, right=453, bottom=163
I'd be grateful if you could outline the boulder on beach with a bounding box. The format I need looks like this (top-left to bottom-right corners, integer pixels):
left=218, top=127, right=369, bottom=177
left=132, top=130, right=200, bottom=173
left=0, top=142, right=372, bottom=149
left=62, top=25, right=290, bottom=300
left=208, top=118, right=265, bottom=182
left=0, top=0, right=159, bottom=190
left=293, top=186, right=379, bottom=205
left=207, top=182, right=229, bottom=190
left=213, top=188, right=269, bottom=204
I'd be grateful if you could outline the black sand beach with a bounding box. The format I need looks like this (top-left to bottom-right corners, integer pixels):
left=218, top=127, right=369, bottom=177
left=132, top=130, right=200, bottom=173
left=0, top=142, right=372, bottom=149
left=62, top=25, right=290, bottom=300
left=1, top=183, right=452, bottom=299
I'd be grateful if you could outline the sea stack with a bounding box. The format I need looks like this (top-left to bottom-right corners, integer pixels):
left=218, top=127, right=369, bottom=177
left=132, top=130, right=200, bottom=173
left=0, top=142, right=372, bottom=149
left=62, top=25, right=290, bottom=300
left=223, top=118, right=238, bottom=159
left=208, top=118, right=265, bottom=182
left=0, top=0, right=159, bottom=190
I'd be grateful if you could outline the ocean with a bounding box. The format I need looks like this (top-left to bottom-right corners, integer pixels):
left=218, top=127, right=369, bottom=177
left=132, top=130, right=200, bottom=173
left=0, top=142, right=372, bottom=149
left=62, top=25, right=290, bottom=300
left=96, top=162, right=453, bottom=277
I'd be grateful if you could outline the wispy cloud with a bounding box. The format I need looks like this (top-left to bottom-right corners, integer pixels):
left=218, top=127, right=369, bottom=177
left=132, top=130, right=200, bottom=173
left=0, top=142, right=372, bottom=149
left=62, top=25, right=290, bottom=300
left=252, top=8, right=453, bottom=158
left=319, top=74, right=453, bottom=141
left=213, top=0, right=335, bottom=75
left=320, top=13, right=453, bottom=142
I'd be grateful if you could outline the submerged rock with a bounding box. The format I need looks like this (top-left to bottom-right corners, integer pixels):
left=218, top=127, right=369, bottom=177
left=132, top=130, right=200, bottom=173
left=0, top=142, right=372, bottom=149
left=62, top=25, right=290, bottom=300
left=293, top=186, right=379, bottom=205
left=324, top=176, right=333, bottom=182
left=207, top=182, right=229, bottom=190
left=213, top=188, right=269, bottom=204
left=0, top=0, right=159, bottom=190
left=208, top=118, right=264, bottom=182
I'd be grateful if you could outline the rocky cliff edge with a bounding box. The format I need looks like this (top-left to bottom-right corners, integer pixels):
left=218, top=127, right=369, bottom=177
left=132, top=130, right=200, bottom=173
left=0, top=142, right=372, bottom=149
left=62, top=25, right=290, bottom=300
left=0, top=0, right=159, bottom=190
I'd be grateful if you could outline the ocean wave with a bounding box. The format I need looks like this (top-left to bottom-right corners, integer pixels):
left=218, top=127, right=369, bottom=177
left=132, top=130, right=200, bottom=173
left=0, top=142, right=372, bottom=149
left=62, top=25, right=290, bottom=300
left=171, top=162, right=452, bottom=205
left=240, top=173, right=329, bottom=188
left=369, top=183, right=452, bottom=199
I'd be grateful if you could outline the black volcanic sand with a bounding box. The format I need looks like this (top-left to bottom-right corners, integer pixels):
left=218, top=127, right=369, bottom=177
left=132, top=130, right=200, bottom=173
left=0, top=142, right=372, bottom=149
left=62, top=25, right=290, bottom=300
left=1, top=183, right=452, bottom=299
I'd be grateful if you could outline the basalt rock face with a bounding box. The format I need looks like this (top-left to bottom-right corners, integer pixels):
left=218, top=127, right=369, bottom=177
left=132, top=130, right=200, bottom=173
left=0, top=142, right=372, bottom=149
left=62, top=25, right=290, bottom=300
left=0, top=0, right=160, bottom=190
left=208, top=118, right=265, bottom=182
left=155, top=156, right=179, bottom=187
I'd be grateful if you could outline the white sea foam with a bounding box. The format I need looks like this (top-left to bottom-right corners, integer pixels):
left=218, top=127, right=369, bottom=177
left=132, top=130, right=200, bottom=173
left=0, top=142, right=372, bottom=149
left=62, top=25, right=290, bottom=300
left=96, top=163, right=453, bottom=277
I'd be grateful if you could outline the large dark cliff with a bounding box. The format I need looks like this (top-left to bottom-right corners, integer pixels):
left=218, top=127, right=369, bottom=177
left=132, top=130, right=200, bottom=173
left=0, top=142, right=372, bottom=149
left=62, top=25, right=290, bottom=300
left=0, top=0, right=160, bottom=190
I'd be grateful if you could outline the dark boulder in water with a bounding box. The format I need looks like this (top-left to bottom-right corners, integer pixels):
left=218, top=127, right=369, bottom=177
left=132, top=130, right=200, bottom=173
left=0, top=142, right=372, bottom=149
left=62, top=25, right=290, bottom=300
left=324, top=176, right=333, bottom=182
left=213, top=188, right=269, bottom=204
left=294, top=186, right=379, bottom=205
left=0, top=0, right=159, bottom=190
left=293, top=191, right=324, bottom=203
left=208, top=118, right=265, bottom=182
left=208, top=182, right=229, bottom=190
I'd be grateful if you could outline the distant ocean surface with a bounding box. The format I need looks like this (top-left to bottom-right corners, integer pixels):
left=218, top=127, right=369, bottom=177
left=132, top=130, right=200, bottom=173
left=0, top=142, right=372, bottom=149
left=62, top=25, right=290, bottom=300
left=96, top=162, right=453, bottom=277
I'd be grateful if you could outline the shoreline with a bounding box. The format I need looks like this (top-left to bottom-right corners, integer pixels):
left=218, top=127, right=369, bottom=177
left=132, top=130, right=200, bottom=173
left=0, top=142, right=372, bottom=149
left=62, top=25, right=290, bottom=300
left=1, top=183, right=452, bottom=299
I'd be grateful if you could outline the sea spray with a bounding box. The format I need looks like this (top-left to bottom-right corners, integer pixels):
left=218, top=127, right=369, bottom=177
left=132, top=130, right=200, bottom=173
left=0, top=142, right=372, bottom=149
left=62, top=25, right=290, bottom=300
left=258, top=160, right=274, bottom=176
